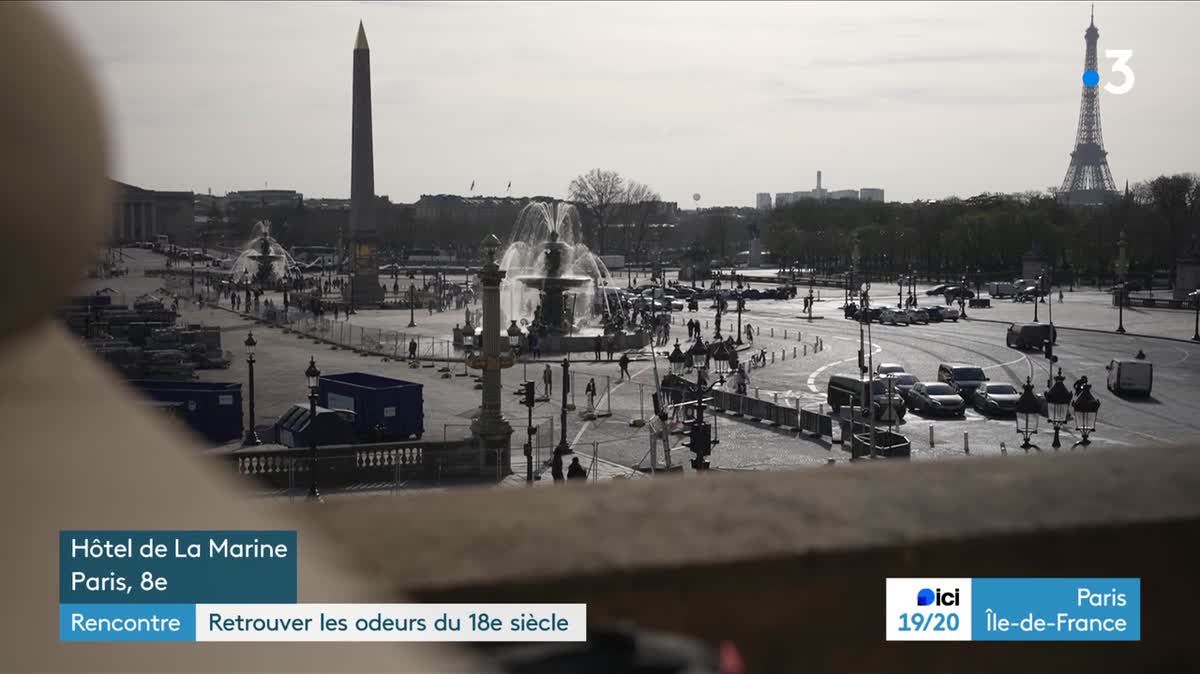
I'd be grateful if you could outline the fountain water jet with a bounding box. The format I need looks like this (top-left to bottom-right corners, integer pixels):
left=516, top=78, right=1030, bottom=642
left=230, top=221, right=298, bottom=286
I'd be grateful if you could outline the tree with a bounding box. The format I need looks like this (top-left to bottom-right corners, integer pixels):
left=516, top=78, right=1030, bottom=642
left=568, top=169, right=624, bottom=253
left=1149, top=174, right=1195, bottom=284
left=623, top=180, right=661, bottom=262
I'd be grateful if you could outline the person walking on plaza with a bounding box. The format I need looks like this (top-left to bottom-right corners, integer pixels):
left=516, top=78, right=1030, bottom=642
left=1059, top=288, right=1065, bottom=303
left=567, top=457, right=587, bottom=481
left=530, top=332, right=541, bottom=359
left=585, top=377, right=597, bottom=411
left=408, top=338, right=417, bottom=361
left=593, top=335, right=602, bottom=362
left=606, top=335, right=616, bottom=361
left=618, top=353, right=631, bottom=381
left=542, top=364, right=554, bottom=398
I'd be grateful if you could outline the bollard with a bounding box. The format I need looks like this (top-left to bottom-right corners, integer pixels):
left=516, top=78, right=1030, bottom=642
left=781, top=349, right=785, bottom=361
left=784, top=329, right=788, bottom=339
left=705, top=320, right=709, bottom=328
left=798, top=332, right=802, bottom=342
left=1000, top=441, right=1007, bottom=456
left=771, top=327, right=774, bottom=337
left=929, top=425, right=935, bottom=448
left=793, top=346, right=797, bottom=358
left=774, top=393, right=779, bottom=409
left=818, top=403, right=824, bottom=416
left=756, top=326, right=760, bottom=336
left=804, top=344, right=807, bottom=356
left=771, top=352, right=775, bottom=363
left=755, top=388, right=760, bottom=399
left=963, top=432, right=970, bottom=455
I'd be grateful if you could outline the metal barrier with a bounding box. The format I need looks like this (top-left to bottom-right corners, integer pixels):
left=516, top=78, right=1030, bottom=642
left=709, top=388, right=834, bottom=438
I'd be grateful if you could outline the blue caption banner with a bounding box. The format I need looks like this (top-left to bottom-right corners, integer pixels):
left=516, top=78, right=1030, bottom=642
left=60, top=604, right=196, bottom=642
left=59, top=530, right=297, bottom=604
left=972, top=578, right=1140, bottom=641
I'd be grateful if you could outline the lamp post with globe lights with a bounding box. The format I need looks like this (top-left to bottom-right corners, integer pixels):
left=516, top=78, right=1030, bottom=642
left=242, top=332, right=261, bottom=446
left=1044, top=368, right=1072, bottom=450
left=1015, top=377, right=1040, bottom=451
left=305, top=356, right=322, bottom=500
left=1114, top=231, right=1129, bottom=334
left=1071, top=382, right=1100, bottom=448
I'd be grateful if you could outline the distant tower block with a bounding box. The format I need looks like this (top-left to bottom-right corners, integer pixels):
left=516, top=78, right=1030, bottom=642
left=1059, top=8, right=1117, bottom=207
left=346, top=21, right=385, bottom=306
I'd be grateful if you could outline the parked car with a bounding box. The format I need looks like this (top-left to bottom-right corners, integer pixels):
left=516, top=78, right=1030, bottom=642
left=1006, top=323, right=1056, bottom=350
left=881, top=373, right=920, bottom=401
left=925, top=284, right=952, bottom=297
left=826, top=374, right=907, bottom=421
left=1106, top=359, right=1153, bottom=396
left=881, top=308, right=911, bottom=325
left=877, top=363, right=906, bottom=376
left=857, top=307, right=884, bottom=323
left=906, top=308, right=929, bottom=324
left=907, top=382, right=966, bottom=417
left=972, top=383, right=1021, bottom=415
left=937, top=363, right=989, bottom=399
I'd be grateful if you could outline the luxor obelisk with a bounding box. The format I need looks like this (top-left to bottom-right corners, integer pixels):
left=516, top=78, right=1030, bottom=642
left=346, top=21, right=384, bottom=308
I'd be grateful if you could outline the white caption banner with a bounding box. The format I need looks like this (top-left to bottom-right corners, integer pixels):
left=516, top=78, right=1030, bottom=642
left=195, top=603, right=586, bottom=642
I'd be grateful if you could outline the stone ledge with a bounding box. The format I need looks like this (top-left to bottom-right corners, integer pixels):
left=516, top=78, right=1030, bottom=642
left=307, top=445, right=1200, bottom=672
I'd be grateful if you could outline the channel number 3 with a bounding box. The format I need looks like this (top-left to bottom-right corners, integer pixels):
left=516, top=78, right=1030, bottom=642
left=1104, top=50, right=1134, bottom=95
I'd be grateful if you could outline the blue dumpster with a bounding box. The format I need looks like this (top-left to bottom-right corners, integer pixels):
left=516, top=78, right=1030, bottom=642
left=318, top=372, right=424, bottom=440
left=129, top=380, right=243, bottom=443
left=274, top=404, right=355, bottom=448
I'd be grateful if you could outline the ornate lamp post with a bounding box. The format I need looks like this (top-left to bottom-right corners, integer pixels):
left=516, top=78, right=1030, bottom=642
left=242, top=332, right=261, bottom=446
left=1044, top=368, right=1072, bottom=450
left=909, top=269, right=918, bottom=307
left=407, top=271, right=417, bottom=328
left=1115, top=231, right=1129, bottom=334
left=897, top=275, right=904, bottom=309
left=807, top=274, right=815, bottom=319
left=1015, top=377, right=1040, bottom=450
left=685, top=339, right=724, bottom=470
left=305, top=356, right=321, bottom=500
left=1191, top=290, right=1200, bottom=342
left=669, top=340, right=686, bottom=376
left=1033, top=273, right=1043, bottom=323
left=734, top=281, right=744, bottom=346
left=507, top=320, right=522, bottom=356
left=1071, top=382, right=1100, bottom=448
left=711, top=340, right=732, bottom=377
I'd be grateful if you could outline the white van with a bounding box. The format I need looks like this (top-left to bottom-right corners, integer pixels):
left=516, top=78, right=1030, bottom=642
left=989, top=282, right=1019, bottom=298
left=1106, top=360, right=1152, bottom=396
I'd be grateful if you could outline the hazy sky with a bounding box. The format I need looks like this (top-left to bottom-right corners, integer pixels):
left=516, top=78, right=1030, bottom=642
left=45, top=1, right=1200, bottom=207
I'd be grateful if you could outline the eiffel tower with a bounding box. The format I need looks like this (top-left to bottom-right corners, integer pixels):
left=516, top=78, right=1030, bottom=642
left=1059, top=6, right=1117, bottom=207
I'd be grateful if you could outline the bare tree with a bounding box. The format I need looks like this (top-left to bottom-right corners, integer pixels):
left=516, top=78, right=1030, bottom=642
left=624, top=180, right=661, bottom=263
left=568, top=168, right=624, bottom=253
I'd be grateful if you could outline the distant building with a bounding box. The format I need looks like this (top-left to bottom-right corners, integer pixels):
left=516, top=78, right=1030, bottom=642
left=756, top=193, right=772, bottom=211
left=775, top=192, right=794, bottom=208
left=860, top=188, right=885, bottom=202
left=224, top=189, right=303, bottom=211
left=829, top=189, right=860, bottom=201
left=110, top=180, right=194, bottom=244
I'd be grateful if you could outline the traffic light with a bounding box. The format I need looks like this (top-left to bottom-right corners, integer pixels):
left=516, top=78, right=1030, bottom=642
left=1044, top=339, right=1057, bottom=364
left=522, top=381, right=535, bottom=408
left=683, top=421, right=712, bottom=470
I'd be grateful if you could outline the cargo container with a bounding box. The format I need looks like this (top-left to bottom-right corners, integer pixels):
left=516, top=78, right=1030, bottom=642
left=129, top=380, right=243, bottom=443
left=318, top=372, right=424, bottom=440
left=275, top=404, right=356, bottom=448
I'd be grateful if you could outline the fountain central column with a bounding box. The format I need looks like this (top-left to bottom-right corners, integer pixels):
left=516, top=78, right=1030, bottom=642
left=471, top=234, right=513, bottom=477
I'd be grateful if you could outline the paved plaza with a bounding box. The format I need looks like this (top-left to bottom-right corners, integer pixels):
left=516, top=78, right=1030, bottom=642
left=80, top=250, right=1200, bottom=487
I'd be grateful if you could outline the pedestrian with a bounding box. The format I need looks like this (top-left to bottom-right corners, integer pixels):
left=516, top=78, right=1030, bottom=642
left=333, top=304, right=339, bottom=320
left=607, top=335, right=616, bottom=361
left=586, top=377, right=597, bottom=411
left=618, top=353, right=631, bottom=380
left=543, top=364, right=553, bottom=398
left=530, top=332, right=541, bottom=359
left=567, top=457, right=587, bottom=480
left=1059, top=288, right=1065, bottom=303
left=593, top=335, right=602, bottom=362
left=1135, top=349, right=1146, bottom=360
left=408, top=338, right=417, bottom=361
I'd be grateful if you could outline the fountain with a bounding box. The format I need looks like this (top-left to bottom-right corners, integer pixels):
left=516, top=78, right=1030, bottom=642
left=231, top=221, right=297, bottom=286
left=500, top=203, right=616, bottom=335
left=498, top=202, right=644, bottom=353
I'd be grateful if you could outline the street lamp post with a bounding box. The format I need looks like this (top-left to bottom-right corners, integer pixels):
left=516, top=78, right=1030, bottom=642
left=407, top=272, right=416, bottom=328
left=807, top=274, right=815, bottom=319
left=1015, top=377, right=1040, bottom=450
left=897, top=275, right=904, bottom=309
left=1045, top=368, right=1072, bottom=450
left=686, top=339, right=722, bottom=470
left=1033, top=274, right=1043, bottom=323
left=734, top=282, right=744, bottom=346
left=1115, top=230, right=1129, bottom=334
left=305, top=356, right=322, bottom=500
left=1071, top=382, right=1100, bottom=448
left=521, top=381, right=535, bottom=484
left=1187, top=289, right=1200, bottom=341
left=553, top=357, right=572, bottom=481
left=242, top=332, right=261, bottom=446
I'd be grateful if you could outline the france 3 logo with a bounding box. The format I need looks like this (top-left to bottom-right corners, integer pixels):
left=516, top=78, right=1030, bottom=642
left=886, top=578, right=972, bottom=641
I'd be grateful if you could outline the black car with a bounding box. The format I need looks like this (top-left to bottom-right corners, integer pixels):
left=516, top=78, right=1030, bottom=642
left=937, top=363, right=989, bottom=399
left=1013, top=286, right=1047, bottom=303
left=908, top=382, right=967, bottom=417
left=926, top=284, right=952, bottom=297
left=1006, top=323, right=1056, bottom=350
left=972, top=383, right=1021, bottom=415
